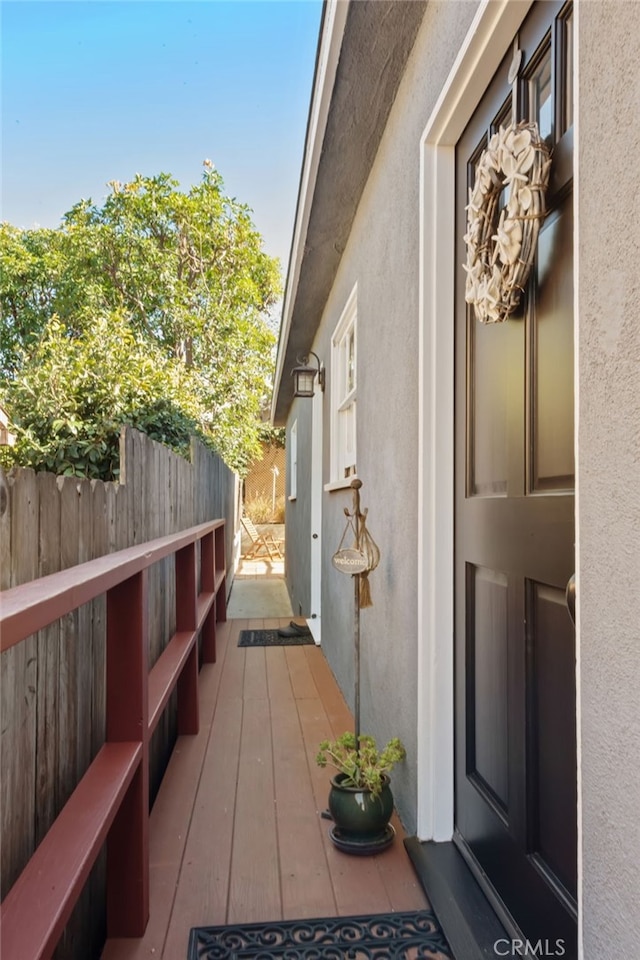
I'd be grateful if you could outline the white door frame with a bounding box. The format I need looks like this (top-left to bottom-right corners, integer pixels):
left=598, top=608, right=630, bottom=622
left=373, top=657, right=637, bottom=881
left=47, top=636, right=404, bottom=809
left=309, top=384, right=323, bottom=643
left=416, top=0, right=535, bottom=842
left=418, top=14, right=582, bottom=947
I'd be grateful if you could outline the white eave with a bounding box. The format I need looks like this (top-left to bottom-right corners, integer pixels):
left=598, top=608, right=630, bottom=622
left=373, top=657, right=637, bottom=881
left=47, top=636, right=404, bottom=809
left=271, top=0, right=427, bottom=425
left=271, top=0, right=349, bottom=423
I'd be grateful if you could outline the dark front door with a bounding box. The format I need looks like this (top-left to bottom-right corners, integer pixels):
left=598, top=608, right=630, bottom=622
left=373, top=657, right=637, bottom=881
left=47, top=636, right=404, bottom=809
left=454, top=2, right=576, bottom=953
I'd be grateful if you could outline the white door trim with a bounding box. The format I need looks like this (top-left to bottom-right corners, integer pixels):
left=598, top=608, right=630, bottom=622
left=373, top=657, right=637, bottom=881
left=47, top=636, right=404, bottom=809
left=309, top=384, right=323, bottom=644
left=416, top=0, right=534, bottom=843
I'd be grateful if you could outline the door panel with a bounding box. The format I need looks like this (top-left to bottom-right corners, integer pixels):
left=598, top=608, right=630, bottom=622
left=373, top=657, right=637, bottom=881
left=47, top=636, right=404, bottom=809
left=454, top=2, right=576, bottom=952
left=530, top=197, right=574, bottom=492
left=526, top=580, right=577, bottom=899
left=469, top=319, right=511, bottom=497
left=468, top=564, right=509, bottom=814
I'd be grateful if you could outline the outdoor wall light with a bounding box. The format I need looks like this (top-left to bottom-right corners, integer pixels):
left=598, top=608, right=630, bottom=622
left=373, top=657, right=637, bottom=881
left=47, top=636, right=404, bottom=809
left=291, top=351, right=325, bottom=397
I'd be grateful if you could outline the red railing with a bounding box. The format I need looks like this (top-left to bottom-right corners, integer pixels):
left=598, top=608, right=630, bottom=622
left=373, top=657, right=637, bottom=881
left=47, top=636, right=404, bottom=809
left=0, top=520, right=227, bottom=960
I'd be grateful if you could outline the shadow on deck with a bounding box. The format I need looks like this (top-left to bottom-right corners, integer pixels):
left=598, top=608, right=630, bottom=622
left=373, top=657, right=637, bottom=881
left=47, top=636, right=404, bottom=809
left=101, top=608, right=428, bottom=959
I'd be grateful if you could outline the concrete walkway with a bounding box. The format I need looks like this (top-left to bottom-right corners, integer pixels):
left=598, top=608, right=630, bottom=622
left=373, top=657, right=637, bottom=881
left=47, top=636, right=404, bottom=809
left=228, top=526, right=292, bottom=619
left=227, top=574, right=293, bottom=619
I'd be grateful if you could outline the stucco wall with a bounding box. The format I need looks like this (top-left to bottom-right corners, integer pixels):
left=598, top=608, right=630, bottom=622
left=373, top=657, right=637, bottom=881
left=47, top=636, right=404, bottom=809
left=281, top=0, right=640, bottom=949
left=577, top=4, right=640, bottom=957
left=296, top=0, right=479, bottom=834
left=285, top=397, right=313, bottom=617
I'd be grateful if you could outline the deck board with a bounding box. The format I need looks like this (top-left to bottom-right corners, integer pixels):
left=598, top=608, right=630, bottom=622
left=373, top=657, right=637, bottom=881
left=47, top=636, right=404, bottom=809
left=102, top=611, right=429, bottom=960
left=243, top=644, right=268, bottom=700
left=271, top=693, right=336, bottom=919
left=228, top=695, right=280, bottom=924
left=265, top=645, right=294, bottom=702
left=162, top=695, right=243, bottom=955
left=216, top=620, right=246, bottom=701
left=285, top=645, right=319, bottom=700
left=304, top=644, right=353, bottom=735
left=295, top=696, right=396, bottom=918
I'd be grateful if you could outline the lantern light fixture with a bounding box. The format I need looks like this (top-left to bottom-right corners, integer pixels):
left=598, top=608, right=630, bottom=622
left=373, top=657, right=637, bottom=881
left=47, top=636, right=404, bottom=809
left=291, top=351, right=325, bottom=397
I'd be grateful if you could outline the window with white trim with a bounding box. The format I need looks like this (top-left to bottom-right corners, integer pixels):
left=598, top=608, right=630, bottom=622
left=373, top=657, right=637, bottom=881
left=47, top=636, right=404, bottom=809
left=330, top=286, right=357, bottom=482
left=289, top=419, right=297, bottom=500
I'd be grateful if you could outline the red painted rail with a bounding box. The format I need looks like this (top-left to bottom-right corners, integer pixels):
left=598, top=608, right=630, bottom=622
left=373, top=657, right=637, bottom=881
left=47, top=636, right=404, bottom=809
left=0, top=520, right=227, bottom=960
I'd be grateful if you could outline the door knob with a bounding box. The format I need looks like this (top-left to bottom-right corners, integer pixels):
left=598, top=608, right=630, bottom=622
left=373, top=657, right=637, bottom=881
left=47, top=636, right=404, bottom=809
left=565, top=573, right=576, bottom=625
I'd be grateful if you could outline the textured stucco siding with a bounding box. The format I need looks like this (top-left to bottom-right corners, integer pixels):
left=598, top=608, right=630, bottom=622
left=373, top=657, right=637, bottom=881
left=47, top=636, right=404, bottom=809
left=303, top=0, right=479, bottom=834
left=577, top=4, right=640, bottom=958
left=285, top=397, right=312, bottom=617
left=280, top=0, right=640, bottom=949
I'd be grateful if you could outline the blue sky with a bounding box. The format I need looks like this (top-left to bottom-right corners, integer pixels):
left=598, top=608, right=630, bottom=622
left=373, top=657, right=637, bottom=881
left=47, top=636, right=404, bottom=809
left=1, top=0, right=322, bottom=273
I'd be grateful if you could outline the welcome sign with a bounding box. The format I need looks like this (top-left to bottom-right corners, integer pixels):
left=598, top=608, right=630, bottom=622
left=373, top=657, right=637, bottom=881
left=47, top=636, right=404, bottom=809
left=332, top=548, right=368, bottom=575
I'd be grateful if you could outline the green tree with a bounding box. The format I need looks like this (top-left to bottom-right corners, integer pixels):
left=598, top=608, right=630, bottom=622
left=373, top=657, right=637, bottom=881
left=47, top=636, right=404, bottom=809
left=0, top=223, right=65, bottom=376
left=5, top=313, right=203, bottom=478
left=0, top=165, right=281, bottom=476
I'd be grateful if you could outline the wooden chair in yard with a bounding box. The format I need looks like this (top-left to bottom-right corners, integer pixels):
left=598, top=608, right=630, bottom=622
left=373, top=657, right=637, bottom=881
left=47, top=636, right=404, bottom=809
left=241, top=516, right=284, bottom=561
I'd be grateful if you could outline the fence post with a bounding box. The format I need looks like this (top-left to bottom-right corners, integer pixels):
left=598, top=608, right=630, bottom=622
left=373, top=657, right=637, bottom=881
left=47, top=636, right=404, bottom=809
left=105, top=570, right=149, bottom=936
left=215, top=527, right=227, bottom=622
left=200, top=532, right=216, bottom=663
left=175, top=543, right=199, bottom=734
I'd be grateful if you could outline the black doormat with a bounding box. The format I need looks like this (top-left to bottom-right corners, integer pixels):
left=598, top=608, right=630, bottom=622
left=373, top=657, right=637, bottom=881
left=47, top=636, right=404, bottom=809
left=188, top=910, right=453, bottom=958
left=238, top=628, right=314, bottom=647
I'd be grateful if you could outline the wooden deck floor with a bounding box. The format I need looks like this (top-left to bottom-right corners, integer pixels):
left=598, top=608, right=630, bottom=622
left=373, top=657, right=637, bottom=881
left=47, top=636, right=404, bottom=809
left=101, top=615, right=429, bottom=960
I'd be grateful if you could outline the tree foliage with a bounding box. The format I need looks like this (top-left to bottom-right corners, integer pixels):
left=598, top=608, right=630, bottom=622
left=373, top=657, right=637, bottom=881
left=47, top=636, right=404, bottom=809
left=0, top=166, right=281, bottom=476
left=5, top=314, right=203, bottom=478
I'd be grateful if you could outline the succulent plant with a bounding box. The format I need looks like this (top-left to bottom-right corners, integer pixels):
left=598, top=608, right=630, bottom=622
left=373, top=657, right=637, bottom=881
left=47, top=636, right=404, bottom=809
left=316, top=732, right=406, bottom=798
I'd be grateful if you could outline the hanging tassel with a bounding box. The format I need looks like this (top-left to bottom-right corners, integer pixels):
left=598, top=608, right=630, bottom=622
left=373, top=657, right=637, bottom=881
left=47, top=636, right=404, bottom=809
left=359, top=572, right=373, bottom=608
left=355, top=519, right=380, bottom=608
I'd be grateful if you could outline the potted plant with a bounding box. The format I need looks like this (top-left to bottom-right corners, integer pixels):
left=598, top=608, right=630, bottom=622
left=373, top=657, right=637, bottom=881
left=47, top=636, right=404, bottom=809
left=316, top=732, right=406, bottom=854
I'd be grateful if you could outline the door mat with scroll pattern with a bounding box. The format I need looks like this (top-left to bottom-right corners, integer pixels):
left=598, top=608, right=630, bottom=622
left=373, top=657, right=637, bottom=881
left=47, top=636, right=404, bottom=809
left=188, top=910, right=453, bottom=959
left=237, top=628, right=314, bottom=647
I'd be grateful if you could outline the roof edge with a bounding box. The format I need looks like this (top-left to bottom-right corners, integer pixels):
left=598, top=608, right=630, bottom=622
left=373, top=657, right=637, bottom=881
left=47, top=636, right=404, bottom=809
left=270, top=0, right=349, bottom=425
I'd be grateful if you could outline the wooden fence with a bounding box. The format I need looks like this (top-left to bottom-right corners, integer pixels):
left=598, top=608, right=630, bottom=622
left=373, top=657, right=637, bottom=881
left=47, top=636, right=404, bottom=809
left=243, top=442, right=286, bottom=522
left=1, top=520, right=227, bottom=960
left=0, top=428, right=239, bottom=959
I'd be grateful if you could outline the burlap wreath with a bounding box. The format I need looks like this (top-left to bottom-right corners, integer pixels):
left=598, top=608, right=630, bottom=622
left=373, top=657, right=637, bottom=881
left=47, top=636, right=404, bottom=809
left=463, top=121, right=551, bottom=324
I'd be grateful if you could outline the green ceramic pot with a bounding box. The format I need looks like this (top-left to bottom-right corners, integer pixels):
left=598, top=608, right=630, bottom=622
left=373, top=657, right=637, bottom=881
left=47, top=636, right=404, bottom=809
left=328, top=772, right=394, bottom=841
